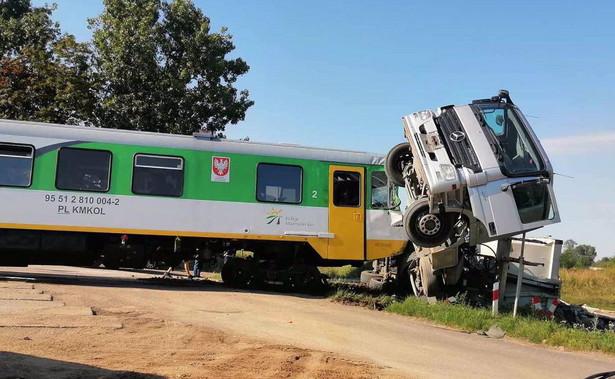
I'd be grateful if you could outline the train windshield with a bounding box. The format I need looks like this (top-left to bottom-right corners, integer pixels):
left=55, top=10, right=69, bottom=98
left=371, top=171, right=401, bottom=210
left=475, top=104, right=544, bottom=176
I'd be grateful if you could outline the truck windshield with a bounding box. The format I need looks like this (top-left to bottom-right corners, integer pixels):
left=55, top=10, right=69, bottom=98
left=475, top=104, right=544, bottom=176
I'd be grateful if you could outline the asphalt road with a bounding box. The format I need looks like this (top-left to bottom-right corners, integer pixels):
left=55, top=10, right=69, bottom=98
left=1, top=266, right=613, bottom=378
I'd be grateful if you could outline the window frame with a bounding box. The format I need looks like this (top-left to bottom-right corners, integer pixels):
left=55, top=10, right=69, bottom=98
left=370, top=170, right=390, bottom=209
left=131, top=153, right=185, bottom=197
left=333, top=170, right=362, bottom=208
left=55, top=147, right=113, bottom=193
left=0, top=142, right=35, bottom=188
left=255, top=163, right=303, bottom=204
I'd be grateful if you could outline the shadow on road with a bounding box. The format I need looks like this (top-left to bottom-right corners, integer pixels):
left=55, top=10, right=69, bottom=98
left=0, top=351, right=163, bottom=379
left=0, top=267, right=329, bottom=300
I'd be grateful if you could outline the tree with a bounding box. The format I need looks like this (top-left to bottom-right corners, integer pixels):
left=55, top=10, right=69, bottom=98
left=560, top=239, right=597, bottom=269
left=597, top=255, right=615, bottom=268
left=89, top=0, right=253, bottom=135
left=0, top=0, right=95, bottom=124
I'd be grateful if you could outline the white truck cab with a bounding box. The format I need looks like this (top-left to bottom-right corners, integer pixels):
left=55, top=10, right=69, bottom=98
left=386, top=90, right=560, bottom=249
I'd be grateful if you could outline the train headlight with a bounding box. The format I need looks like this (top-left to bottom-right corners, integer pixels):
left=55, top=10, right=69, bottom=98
left=439, top=164, right=456, bottom=181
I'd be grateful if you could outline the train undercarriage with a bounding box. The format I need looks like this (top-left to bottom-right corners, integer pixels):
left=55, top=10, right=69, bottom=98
left=0, top=228, right=338, bottom=294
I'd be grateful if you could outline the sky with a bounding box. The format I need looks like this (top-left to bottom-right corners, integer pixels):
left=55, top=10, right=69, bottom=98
left=34, top=0, right=615, bottom=258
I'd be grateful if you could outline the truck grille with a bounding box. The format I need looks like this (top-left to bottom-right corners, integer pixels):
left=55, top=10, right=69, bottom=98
left=436, top=108, right=482, bottom=172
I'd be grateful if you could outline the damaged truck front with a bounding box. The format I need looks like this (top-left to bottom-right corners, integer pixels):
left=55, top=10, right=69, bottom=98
left=369, top=90, right=561, bottom=299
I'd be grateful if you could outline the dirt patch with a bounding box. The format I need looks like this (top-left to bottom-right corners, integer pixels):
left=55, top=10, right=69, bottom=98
left=0, top=282, right=397, bottom=378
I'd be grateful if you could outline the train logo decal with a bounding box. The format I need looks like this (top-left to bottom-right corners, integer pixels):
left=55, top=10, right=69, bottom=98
left=266, top=208, right=283, bottom=225
left=211, top=156, right=230, bottom=182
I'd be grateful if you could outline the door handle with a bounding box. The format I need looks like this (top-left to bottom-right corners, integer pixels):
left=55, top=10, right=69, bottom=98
left=353, top=213, right=362, bottom=221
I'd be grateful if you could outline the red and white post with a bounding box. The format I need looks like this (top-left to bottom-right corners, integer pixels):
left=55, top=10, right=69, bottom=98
left=492, top=281, right=500, bottom=316
left=547, top=299, right=560, bottom=318
left=531, top=296, right=544, bottom=315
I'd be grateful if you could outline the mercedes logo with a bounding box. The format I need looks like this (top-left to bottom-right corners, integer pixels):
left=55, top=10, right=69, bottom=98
left=450, top=131, right=466, bottom=142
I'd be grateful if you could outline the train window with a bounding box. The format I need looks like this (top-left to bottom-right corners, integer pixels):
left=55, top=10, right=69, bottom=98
left=132, top=154, right=184, bottom=197
left=333, top=171, right=361, bottom=207
left=56, top=148, right=111, bottom=192
left=256, top=163, right=302, bottom=204
left=0, top=143, right=34, bottom=187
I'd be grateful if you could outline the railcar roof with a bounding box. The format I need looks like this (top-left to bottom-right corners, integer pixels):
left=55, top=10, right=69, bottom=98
left=0, top=119, right=385, bottom=165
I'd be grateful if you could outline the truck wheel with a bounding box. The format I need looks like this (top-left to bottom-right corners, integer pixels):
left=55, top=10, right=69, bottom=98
left=385, top=142, right=413, bottom=187
left=419, top=256, right=441, bottom=298
left=360, top=270, right=382, bottom=284
left=404, top=199, right=453, bottom=248
left=406, top=252, right=427, bottom=297
left=368, top=278, right=384, bottom=291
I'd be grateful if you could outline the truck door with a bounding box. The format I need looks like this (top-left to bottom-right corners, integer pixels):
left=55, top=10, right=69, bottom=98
left=328, top=166, right=365, bottom=260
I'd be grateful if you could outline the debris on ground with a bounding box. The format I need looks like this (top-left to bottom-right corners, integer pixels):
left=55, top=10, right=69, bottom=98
left=555, top=301, right=615, bottom=332
left=485, top=325, right=506, bottom=339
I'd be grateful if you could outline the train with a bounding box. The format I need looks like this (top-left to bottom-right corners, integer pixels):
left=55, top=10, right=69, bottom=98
left=0, top=119, right=409, bottom=290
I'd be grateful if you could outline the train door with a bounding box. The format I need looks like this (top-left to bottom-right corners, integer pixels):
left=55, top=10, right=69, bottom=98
left=328, top=166, right=365, bottom=260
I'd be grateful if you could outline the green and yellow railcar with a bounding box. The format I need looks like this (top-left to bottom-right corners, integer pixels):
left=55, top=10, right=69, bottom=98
left=0, top=119, right=408, bottom=285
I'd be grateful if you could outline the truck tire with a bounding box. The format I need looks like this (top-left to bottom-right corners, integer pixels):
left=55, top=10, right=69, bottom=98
left=360, top=270, right=382, bottom=284
left=419, top=256, right=441, bottom=298
left=368, top=278, right=384, bottom=291
left=385, top=142, right=412, bottom=187
left=404, top=199, right=453, bottom=248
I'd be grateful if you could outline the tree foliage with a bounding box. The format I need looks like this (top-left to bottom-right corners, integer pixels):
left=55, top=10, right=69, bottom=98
left=89, top=0, right=253, bottom=134
left=560, top=239, right=598, bottom=269
left=596, top=255, right=615, bottom=268
left=0, top=0, right=95, bottom=124
left=0, top=0, right=252, bottom=134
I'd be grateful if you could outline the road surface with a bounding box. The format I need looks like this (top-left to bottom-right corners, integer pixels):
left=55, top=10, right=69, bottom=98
left=0, top=266, right=613, bottom=378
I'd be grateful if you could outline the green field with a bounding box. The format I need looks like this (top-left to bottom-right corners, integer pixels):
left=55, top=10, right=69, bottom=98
left=560, top=267, right=615, bottom=311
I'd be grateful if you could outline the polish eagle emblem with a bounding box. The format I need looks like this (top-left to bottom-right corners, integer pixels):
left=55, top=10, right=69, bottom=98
left=213, top=157, right=230, bottom=176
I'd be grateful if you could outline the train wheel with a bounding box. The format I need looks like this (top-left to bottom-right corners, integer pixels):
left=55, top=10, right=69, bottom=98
left=305, top=271, right=329, bottom=295
left=404, top=199, right=453, bottom=248
left=102, top=256, right=120, bottom=270
left=385, top=142, right=413, bottom=187
left=221, top=259, right=248, bottom=287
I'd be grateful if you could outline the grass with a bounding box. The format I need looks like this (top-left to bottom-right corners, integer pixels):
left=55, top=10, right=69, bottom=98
left=329, top=288, right=396, bottom=310
left=330, top=289, right=615, bottom=355
left=208, top=273, right=222, bottom=281
left=319, top=261, right=372, bottom=280
left=387, top=297, right=615, bottom=354
left=560, top=267, right=615, bottom=310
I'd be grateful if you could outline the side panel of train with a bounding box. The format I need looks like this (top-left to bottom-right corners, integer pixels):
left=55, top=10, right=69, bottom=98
left=0, top=124, right=407, bottom=268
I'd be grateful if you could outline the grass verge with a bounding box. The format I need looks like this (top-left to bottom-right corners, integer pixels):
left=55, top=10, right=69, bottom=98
left=560, top=267, right=615, bottom=311
left=330, top=289, right=615, bottom=355
left=319, top=262, right=372, bottom=280
left=329, top=288, right=396, bottom=310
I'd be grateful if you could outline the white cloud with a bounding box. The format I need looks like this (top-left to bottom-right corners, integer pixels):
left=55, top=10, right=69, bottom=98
left=541, top=131, right=615, bottom=155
